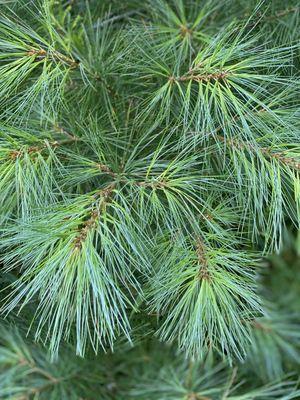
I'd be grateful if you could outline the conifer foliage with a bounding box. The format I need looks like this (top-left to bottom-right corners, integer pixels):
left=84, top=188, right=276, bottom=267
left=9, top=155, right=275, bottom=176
left=0, top=0, right=299, bottom=398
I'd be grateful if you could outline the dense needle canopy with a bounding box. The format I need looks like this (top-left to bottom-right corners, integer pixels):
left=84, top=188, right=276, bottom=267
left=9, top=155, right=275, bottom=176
left=0, top=0, right=299, bottom=399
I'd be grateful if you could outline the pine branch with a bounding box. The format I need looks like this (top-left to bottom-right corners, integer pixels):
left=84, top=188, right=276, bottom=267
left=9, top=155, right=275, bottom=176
left=0, top=185, right=150, bottom=356
left=128, top=355, right=300, bottom=399
left=217, top=134, right=300, bottom=171
left=0, top=323, right=112, bottom=399
left=124, top=16, right=297, bottom=137
left=246, top=310, right=300, bottom=381
left=148, top=234, right=263, bottom=360
left=0, top=1, right=299, bottom=391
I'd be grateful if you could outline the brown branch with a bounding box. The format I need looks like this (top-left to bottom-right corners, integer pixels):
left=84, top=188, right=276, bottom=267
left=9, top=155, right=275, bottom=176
left=27, top=48, right=79, bottom=69
left=169, top=70, right=230, bottom=84
left=9, top=142, right=58, bottom=160
left=8, top=139, right=71, bottom=161
left=179, top=70, right=230, bottom=83
left=53, top=124, right=79, bottom=142
left=31, top=367, right=59, bottom=384
left=268, top=6, right=299, bottom=19
left=261, top=148, right=300, bottom=170
left=196, top=237, right=210, bottom=280
left=17, top=357, right=60, bottom=396
left=96, top=163, right=116, bottom=177
left=8, top=123, right=86, bottom=161
left=187, top=393, right=211, bottom=400
left=217, top=134, right=300, bottom=171
left=25, top=373, right=67, bottom=397
left=135, top=179, right=168, bottom=189
left=27, top=48, right=117, bottom=96
left=180, top=25, right=193, bottom=38
left=73, top=184, right=116, bottom=250
left=73, top=210, right=99, bottom=250
left=98, top=183, right=116, bottom=200
left=9, top=142, right=118, bottom=184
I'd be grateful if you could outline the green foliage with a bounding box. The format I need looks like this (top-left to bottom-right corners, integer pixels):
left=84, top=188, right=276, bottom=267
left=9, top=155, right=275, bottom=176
left=0, top=0, right=299, bottom=398
left=148, top=234, right=262, bottom=360
left=129, top=360, right=300, bottom=399
left=0, top=124, right=60, bottom=221
left=1, top=191, right=149, bottom=356
left=1, top=323, right=300, bottom=400
left=0, top=322, right=113, bottom=399
left=246, top=310, right=300, bottom=380
left=0, top=1, right=74, bottom=119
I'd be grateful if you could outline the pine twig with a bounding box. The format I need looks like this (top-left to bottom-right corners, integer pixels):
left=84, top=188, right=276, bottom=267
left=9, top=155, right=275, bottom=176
left=221, top=367, right=238, bottom=400
left=27, top=48, right=79, bottom=69
left=196, top=237, right=210, bottom=280
left=73, top=184, right=116, bottom=250
left=169, top=70, right=230, bottom=83
left=217, top=134, right=300, bottom=171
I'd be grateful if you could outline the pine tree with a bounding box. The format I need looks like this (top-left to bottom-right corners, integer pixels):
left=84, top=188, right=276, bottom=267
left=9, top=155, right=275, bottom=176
left=0, top=0, right=300, bottom=398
